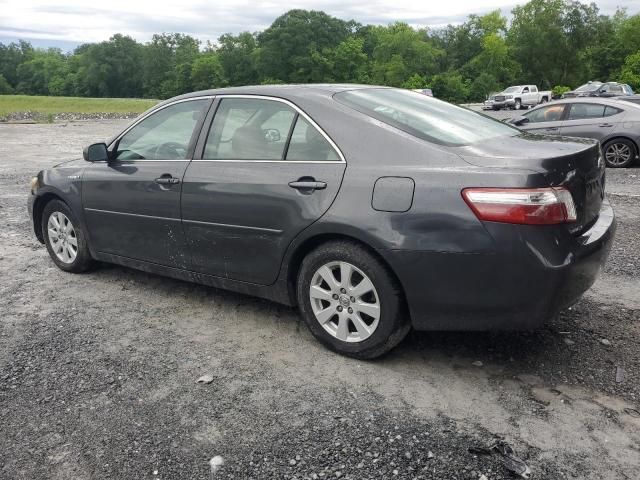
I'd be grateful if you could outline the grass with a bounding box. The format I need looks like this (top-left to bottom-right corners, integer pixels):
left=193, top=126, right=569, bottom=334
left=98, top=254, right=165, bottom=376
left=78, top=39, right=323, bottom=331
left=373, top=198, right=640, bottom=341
left=0, top=95, right=158, bottom=117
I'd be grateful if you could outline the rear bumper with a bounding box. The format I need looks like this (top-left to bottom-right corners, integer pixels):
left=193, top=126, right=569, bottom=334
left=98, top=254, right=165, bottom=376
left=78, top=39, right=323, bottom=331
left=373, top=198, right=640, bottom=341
left=385, top=200, right=616, bottom=331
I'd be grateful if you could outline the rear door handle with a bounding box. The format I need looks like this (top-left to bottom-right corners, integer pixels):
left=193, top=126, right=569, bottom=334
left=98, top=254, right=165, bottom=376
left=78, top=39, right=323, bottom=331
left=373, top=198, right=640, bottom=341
left=155, top=175, right=180, bottom=185
left=288, top=180, right=327, bottom=191
left=599, top=123, right=613, bottom=127
left=544, top=127, right=559, bottom=131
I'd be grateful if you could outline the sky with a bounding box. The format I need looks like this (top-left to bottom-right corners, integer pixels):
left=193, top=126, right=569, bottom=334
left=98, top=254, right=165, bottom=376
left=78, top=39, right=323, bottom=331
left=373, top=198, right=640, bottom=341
left=0, top=0, right=638, bottom=51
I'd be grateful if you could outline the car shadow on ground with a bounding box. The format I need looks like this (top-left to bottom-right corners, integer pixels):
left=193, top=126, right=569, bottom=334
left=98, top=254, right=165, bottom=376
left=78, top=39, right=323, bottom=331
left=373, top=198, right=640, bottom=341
left=90, top=260, right=638, bottom=403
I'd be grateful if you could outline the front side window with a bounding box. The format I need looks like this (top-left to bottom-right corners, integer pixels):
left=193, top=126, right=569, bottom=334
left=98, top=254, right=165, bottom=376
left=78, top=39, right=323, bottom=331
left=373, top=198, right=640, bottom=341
left=567, top=103, right=606, bottom=120
left=204, top=98, right=295, bottom=160
left=524, top=105, right=566, bottom=123
left=115, top=99, right=208, bottom=160
left=334, top=88, right=519, bottom=147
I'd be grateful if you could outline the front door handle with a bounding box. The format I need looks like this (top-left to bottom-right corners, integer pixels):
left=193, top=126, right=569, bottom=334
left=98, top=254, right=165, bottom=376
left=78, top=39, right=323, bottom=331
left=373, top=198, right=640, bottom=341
left=544, top=127, right=559, bottom=131
left=155, top=175, right=180, bottom=185
left=288, top=180, right=327, bottom=191
left=599, top=123, right=613, bottom=127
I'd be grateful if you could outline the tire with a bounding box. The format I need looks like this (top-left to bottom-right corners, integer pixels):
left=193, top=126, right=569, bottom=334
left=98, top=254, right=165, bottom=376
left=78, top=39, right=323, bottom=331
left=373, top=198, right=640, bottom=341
left=514, top=99, right=522, bottom=110
left=42, top=199, right=94, bottom=273
left=296, top=241, right=410, bottom=359
left=540, top=97, right=548, bottom=104
left=603, top=138, right=637, bottom=168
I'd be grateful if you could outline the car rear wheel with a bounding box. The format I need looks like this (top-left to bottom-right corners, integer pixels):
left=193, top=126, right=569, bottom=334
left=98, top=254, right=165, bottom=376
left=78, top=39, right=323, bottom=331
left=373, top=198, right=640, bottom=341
left=603, top=139, right=637, bottom=168
left=296, top=241, right=410, bottom=359
left=42, top=199, right=94, bottom=272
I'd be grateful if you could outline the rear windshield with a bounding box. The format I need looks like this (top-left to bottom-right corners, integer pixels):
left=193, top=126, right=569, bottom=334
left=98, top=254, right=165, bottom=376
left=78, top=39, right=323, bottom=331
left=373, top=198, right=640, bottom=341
left=334, top=88, right=519, bottom=147
left=576, top=83, right=601, bottom=92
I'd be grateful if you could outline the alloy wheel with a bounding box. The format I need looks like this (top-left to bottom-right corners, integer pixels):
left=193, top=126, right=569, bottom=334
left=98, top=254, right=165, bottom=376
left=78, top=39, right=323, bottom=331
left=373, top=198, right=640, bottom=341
left=309, top=261, right=380, bottom=343
left=47, top=211, right=78, bottom=264
left=605, top=142, right=632, bottom=166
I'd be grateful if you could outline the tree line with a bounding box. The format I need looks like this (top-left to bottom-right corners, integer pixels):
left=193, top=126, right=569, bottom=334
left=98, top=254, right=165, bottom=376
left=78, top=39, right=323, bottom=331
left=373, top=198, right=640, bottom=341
left=0, top=0, right=639, bottom=103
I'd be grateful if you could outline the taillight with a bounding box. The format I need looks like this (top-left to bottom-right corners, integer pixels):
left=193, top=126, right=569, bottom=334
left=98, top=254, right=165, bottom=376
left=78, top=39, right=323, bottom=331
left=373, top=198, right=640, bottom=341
left=462, top=187, right=577, bottom=225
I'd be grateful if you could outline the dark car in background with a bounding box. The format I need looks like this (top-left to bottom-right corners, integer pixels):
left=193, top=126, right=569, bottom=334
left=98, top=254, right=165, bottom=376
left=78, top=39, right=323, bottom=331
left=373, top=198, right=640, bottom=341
left=412, top=88, right=433, bottom=97
left=563, top=81, right=634, bottom=98
left=508, top=97, right=640, bottom=167
left=28, top=85, right=615, bottom=358
left=620, top=95, right=640, bottom=105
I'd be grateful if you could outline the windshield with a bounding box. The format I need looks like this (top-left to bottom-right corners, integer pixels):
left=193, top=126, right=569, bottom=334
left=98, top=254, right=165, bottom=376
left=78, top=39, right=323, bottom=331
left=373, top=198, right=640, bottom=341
left=575, top=83, right=602, bottom=92
left=334, top=88, right=519, bottom=147
left=503, top=86, right=520, bottom=93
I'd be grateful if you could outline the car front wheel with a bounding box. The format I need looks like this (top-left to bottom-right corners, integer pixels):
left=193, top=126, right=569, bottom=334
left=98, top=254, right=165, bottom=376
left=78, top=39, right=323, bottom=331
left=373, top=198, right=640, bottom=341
left=42, top=199, right=94, bottom=272
left=603, top=138, right=637, bottom=168
left=297, top=241, right=410, bottom=359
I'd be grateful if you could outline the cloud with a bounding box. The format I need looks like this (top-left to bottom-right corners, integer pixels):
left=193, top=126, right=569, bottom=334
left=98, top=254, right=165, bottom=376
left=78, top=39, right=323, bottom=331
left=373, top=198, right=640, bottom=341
left=0, top=0, right=637, bottom=50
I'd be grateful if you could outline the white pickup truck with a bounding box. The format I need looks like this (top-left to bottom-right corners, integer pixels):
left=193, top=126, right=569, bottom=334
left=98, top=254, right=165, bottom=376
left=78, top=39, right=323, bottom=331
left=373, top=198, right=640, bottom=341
left=490, top=85, right=552, bottom=110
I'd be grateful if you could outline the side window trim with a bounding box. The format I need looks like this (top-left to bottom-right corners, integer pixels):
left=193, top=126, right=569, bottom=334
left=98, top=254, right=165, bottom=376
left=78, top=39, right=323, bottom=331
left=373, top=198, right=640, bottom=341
left=192, top=94, right=346, bottom=163
left=282, top=113, right=299, bottom=160
left=108, top=96, right=214, bottom=162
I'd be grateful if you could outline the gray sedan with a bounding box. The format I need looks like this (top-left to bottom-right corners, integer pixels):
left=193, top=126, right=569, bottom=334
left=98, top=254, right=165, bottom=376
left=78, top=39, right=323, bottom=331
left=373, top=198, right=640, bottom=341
left=508, top=97, right=640, bottom=167
left=27, top=85, right=615, bottom=358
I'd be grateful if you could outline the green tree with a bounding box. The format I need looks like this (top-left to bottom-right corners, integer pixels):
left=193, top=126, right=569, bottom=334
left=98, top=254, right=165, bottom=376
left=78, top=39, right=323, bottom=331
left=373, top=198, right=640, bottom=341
left=469, top=72, right=500, bottom=101
left=191, top=53, right=226, bottom=90
left=325, top=37, right=369, bottom=83
left=143, top=33, right=200, bottom=98
left=16, top=48, right=68, bottom=95
left=74, top=35, right=144, bottom=97
left=217, top=32, right=259, bottom=86
left=508, top=0, right=600, bottom=87
left=402, top=73, right=428, bottom=89
left=0, top=40, right=33, bottom=88
left=0, top=73, right=13, bottom=94
left=256, top=9, right=357, bottom=83
left=465, top=33, right=519, bottom=88
left=371, top=23, right=442, bottom=86
left=618, top=52, right=640, bottom=89
left=431, top=72, right=469, bottom=103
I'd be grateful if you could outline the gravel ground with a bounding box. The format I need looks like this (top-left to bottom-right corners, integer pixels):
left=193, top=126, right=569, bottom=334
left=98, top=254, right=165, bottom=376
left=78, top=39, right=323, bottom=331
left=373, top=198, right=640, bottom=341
left=1, top=119, right=639, bottom=480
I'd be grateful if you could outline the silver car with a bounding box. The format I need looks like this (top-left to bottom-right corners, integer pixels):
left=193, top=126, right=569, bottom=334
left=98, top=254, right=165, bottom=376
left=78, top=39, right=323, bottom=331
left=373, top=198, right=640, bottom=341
left=508, top=97, right=640, bottom=167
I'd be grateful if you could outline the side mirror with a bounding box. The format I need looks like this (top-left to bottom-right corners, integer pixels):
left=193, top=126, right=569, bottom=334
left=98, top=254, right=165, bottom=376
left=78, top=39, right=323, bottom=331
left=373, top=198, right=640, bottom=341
left=510, top=115, right=529, bottom=127
left=83, top=142, right=109, bottom=162
left=263, top=128, right=281, bottom=143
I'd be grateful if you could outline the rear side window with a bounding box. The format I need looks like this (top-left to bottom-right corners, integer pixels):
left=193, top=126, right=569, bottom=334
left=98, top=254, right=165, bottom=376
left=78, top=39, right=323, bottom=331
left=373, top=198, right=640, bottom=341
left=604, top=106, right=622, bottom=117
left=567, top=103, right=606, bottom=120
left=204, top=98, right=295, bottom=160
left=334, top=88, right=519, bottom=147
left=286, top=116, right=339, bottom=161
left=203, top=97, right=340, bottom=161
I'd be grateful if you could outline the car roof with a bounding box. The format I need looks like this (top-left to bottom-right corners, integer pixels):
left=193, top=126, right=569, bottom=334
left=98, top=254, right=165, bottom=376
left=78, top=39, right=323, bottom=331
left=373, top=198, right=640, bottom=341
left=165, top=84, right=383, bottom=103
left=532, top=97, right=632, bottom=107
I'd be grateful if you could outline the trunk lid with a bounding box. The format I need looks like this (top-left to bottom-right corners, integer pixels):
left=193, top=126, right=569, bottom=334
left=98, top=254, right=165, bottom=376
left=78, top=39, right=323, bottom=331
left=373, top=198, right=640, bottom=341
left=456, top=133, right=605, bottom=234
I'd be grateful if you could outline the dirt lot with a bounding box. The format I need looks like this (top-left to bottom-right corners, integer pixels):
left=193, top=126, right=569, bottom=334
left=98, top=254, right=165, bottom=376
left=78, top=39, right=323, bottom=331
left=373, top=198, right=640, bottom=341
left=1, top=120, right=639, bottom=480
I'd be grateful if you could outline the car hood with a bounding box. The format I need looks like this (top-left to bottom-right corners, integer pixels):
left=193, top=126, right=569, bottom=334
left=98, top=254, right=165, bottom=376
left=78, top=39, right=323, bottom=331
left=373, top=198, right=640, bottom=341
left=53, top=158, right=85, bottom=168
